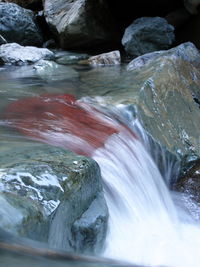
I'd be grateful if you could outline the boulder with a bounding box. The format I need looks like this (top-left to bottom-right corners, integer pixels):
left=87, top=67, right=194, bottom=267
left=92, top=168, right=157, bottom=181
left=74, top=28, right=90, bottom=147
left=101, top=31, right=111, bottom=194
left=0, top=3, right=43, bottom=46
left=0, top=141, right=108, bottom=252
left=43, top=0, right=119, bottom=49
left=0, top=43, right=54, bottom=65
left=80, top=42, right=200, bottom=163
left=122, top=17, right=175, bottom=57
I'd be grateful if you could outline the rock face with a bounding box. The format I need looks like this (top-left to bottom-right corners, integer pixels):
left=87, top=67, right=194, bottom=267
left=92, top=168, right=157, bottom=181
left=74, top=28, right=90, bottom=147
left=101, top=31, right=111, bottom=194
left=126, top=42, right=200, bottom=159
left=43, top=0, right=118, bottom=49
left=0, top=142, right=108, bottom=253
left=184, top=0, right=200, bottom=14
left=122, top=17, right=175, bottom=57
left=0, top=43, right=54, bottom=65
left=0, top=3, right=43, bottom=46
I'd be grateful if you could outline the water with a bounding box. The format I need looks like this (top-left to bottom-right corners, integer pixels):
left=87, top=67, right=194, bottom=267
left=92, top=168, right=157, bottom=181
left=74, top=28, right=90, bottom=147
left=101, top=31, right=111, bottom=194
left=1, top=63, right=200, bottom=267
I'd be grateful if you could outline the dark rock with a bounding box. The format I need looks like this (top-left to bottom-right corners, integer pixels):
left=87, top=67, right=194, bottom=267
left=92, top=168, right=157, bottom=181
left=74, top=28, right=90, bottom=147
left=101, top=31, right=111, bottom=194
left=122, top=17, right=175, bottom=57
left=0, top=43, right=54, bottom=65
left=0, top=3, right=43, bottom=46
left=43, top=0, right=119, bottom=50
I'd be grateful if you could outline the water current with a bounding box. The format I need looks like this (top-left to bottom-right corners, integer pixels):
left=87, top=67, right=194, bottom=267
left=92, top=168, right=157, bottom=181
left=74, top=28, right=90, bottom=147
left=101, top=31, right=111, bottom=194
left=1, top=64, right=200, bottom=267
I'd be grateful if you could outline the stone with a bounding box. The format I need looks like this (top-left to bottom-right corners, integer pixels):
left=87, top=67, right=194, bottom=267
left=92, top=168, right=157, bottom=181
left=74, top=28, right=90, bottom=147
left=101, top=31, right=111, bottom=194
left=0, top=3, right=43, bottom=46
left=55, top=51, right=89, bottom=65
left=0, top=43, right=54, bottom=65
left=43, top=0, right=118, bottom=49
left=80, top=50, right=121, bottom=66
left=122, top=17, right=175, bottom=57
left=0, top=141, right=108, bottom=252
left=33, top=60, right=79, bottom=81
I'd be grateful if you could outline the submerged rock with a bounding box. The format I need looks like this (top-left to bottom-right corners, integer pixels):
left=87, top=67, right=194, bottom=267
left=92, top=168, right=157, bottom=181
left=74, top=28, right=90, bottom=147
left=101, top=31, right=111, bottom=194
left=0, top=141, right=108, bottom=253
left=80, top=51, right=121, bottom=66
left=0, top=3, right=43, bottom=46
left=0, top=43, right=54, bottom=65
left=43, top=0, right=118, bottom=49
left=122, top=17, right=175, bottom=57
left=33, top=60, right=79, bottom=81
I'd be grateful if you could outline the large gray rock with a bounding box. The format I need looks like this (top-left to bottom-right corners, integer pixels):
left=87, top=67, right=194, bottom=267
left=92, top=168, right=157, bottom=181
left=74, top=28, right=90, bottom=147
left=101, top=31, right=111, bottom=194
left=0, top=3, right=43, bottom=46
left=122, top=17, right=175, bottom=57
left=43, top=0, right=118, bottom=49
left=0, top=43, right=54, bottom=65
left=80, top=42, right=200, bottom=162
left=0, top=141, right=108, bottom=253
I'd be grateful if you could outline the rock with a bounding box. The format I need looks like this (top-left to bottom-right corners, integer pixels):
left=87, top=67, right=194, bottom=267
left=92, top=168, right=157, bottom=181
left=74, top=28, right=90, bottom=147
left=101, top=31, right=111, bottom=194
left=0, top=0, right=42, bottom=10
left=0, top=141, right=108, bottom=252
left=122, top=17, right=175, bottom=57
left=174, top=158, right=200, bottom=203
left=55, top=51, right=89, bottom=65
left=33, top=60, right=79, bottom=81
left=43, top=0, right=118, bottom=49
left=80, top=50, right=121, bottom=66
left=0, top=3, right=43, bottom=46
left=80, top=42, right=200, bottom=161
left=127, top=41, right=200, bottom=71
left=0, top=43, right=54, bottom=65
left=184, top=0, right=200, bottom=14
left=71, top=192, right=108, bottom=254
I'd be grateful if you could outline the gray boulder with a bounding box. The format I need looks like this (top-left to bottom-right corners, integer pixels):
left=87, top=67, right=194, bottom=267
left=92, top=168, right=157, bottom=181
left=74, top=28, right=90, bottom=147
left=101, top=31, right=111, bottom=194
left=0, top=141, right=108, bottom=253
left=0, top=43, right=54, bottom=65
left=0, top=3, right=43, bottom=46
left=122, top=17, right=175, bottom=57
left=43, top=0, right=118, bottom=49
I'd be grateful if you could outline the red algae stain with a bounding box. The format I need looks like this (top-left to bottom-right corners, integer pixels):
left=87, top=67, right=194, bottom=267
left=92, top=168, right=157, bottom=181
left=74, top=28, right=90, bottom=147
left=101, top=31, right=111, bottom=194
left=5, top=94, right=125, bottom=156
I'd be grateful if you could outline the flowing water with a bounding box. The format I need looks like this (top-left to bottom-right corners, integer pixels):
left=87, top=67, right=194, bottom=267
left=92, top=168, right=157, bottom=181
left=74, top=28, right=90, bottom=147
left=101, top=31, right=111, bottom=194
left=1, top=63, right=200, bottom=267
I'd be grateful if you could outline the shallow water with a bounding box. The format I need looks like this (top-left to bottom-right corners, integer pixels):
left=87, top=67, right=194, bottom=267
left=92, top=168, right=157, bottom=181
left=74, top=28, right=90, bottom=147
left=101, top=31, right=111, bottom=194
left=1, top=61, right=200, bottom=267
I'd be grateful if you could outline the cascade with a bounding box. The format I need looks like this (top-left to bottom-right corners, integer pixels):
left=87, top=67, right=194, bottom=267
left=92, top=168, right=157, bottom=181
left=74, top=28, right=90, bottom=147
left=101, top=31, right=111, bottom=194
left=4, top=94, right=200, bottom=267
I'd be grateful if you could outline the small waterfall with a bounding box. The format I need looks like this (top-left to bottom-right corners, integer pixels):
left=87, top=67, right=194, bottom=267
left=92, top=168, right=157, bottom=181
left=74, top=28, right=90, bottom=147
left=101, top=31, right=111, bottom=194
left=4, top=95, right=200, bottom=267
left=92, top=114, right=200, bottom=267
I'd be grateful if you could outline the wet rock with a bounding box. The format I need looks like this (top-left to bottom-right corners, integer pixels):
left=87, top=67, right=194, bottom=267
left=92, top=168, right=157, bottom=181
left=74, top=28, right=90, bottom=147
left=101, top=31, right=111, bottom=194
left=127, top=41, right=200, bottom=71
left=174, top=158, right=200, bottom=203
left=80, top=51, right=121, bottom=66
left=0, top=141, right=108, bottom=252
left=0, top=3, right=43, bottom=46
left=33, top=60, right=79, bottom=81
left=43, top=0, right=118, bottom=49
left=122, top=17, right=175, bottom=57
left=80, top=42, right=200, bottom=160
left=128, top=42, right=200, bottom=158
left=0, top=43, right=54, bottom=65
left=55, top=51, right=89, bottom=65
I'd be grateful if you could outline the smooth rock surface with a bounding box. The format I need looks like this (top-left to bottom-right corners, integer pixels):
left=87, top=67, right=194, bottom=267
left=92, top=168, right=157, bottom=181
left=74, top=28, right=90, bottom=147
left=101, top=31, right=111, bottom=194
left=80, top=51, right=121, bottom=66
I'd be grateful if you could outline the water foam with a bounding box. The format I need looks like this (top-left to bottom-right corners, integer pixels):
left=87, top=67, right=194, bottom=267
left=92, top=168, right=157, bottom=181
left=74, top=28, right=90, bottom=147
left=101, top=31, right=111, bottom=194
left=92, top=122, right=200, bottom=267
